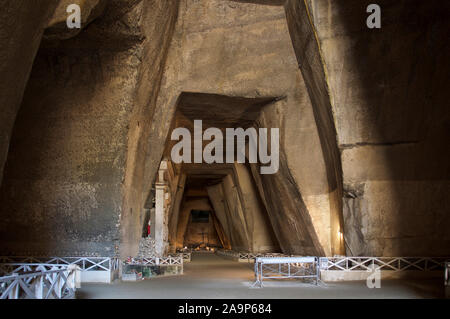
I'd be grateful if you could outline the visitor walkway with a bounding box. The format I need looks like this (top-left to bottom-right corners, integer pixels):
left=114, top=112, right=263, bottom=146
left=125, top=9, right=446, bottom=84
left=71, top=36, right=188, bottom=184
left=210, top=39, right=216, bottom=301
left=77, top=252, right=444, bottom=299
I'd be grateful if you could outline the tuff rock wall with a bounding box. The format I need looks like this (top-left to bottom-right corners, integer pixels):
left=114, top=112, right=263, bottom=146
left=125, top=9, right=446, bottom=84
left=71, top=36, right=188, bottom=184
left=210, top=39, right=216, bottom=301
left=153, top=0, right=339, bottom=256
left=0, top=0, right=448, bottom=258
left=0, top=0, right=179, bottom=256
left=285, top=0, right=450, bottom=256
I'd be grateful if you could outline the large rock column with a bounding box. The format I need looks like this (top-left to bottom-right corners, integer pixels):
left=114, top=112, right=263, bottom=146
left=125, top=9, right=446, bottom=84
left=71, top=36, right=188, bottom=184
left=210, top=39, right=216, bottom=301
left=0, top=0, right=180, bottom=257
left=285, top=0, right=450, bottom=256
left=0, top=0, right=59, bottom=186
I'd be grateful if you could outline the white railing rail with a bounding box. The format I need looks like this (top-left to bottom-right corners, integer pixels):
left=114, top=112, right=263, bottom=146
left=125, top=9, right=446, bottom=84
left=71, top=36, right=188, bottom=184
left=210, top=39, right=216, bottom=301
left=169, top=252, right=191, bottom=262
left=218, top=250, right=317, bottom=263
left=124, top=256, right=183, bottom=266
left=183, top=252, right=191, bottom=262
left=239, top=252, right=289, bottom=262
left=110, top=258, right=121, bottom=272
left=0, top=256, right=119, bottom=272
left=319, top=257, right=449, bottom=271
left=216, top=250, right=240, bottom=259
left=445, top=262, right=449, bottom=286
left=253, top=257, right=319, bottom=288
left=0, top=265, right=79, bottom=299
left=0, top=263, right=69, bottom=276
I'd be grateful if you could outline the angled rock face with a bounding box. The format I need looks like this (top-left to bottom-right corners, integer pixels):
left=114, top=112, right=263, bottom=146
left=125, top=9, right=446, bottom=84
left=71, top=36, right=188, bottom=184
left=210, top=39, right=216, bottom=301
left=0, top=0, right=179, bottom=257
left=150, top=0, right=338, bottom=256
left=0, top=0, right=449, bottom=259
left=286, top=0, right=450, bottom=256
left=0, top=0, right=59, bottom=189
left=205, top=166, right=279, bottom=253
left=0, top=0, right=342, bottom=257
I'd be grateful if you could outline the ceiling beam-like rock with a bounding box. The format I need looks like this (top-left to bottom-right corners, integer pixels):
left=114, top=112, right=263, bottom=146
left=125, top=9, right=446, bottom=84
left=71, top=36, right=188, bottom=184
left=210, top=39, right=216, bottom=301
left=177, top=92, right=280, bottom=129
left=45, top=0, right=108, bottom=40
left=230, top=0, right=286, bottom=6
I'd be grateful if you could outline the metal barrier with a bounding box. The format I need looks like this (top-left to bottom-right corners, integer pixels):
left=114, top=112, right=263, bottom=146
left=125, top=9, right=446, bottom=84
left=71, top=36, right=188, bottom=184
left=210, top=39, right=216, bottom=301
left=182, top=252, right=191, bottom=262
left=445, top=262, right=450, bottom=298
left=0, top=263, right=71, bottom=276
left=0, top=256, right=119, bottom=271
left=125, top=256, right=183, bottom=266
left=123, top=256, right=184, bottom=279
left=239, top=252, right=288, bottom=263
left=445, top=262, right=449, bottom=285
left=319, top=257, right=448, bottom=271
left=216, top=249, right=240, bottom=260
left=253, top=257, right=319, bottom=288
left=170, top=252, right=191, bottom=262
left=217, top=250, right=291, bottom=262
left=0, top=264, right=79, bottom=299
left=0, top=256, right=120, bottom=283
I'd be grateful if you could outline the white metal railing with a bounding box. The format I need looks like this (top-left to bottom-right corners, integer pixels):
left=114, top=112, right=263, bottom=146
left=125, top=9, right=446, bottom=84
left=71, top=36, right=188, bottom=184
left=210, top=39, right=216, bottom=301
left=0, top=263, right=69, bottom=276
left=219, top=250, right=314, bottom=263
left=0, top=256, right=120, bottom=283
left=217, top=252, right=449, bottom=274
left=0, top=256, right=119, bottom=272
left=124, top=256, right=183, bottom=266
left=0, top=265, right=79, bottom=299
left=253, top=257, right=319, bottom=288
left=239, top=252, right=289, bottom=262
left=319, top=257, right=449, bottom=271
left=183, top=252, right=191, bottom=262
left=170, top=252, right=191, bottom=262
left=216, top=249, right=240, bottom=259
left=445, top=262, right=449, bottom=286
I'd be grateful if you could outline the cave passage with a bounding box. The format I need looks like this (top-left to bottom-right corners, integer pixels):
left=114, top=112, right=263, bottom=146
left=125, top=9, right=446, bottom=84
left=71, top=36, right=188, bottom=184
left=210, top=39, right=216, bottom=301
left=1, top=0, right=447, bottom=273
left=144, top=91, right=330, bottom=258
left=184, top=210, right=220, bottom=250
left=141, top=92, right=304, bottom=257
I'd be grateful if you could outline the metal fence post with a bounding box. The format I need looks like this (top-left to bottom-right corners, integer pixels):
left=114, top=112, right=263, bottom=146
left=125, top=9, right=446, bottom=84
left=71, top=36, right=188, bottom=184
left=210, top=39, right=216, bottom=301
left=9, top=274, right=19, bottom=299
left=35, top=275, right=44, bottom=299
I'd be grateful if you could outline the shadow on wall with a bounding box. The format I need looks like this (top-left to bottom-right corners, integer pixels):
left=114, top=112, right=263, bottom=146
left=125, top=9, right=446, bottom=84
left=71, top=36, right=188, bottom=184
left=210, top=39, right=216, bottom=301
left=286, top=0, right=450, bottom=256
left=0, top=47, right=119, bottom=257
left=0, top=0, right=181, bottom=257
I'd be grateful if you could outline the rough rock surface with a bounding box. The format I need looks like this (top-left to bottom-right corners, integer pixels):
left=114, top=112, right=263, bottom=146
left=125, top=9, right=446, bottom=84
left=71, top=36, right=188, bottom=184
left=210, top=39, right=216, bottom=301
left=136, top=237, right=156, bottom=259
left=205, top=165, right=280, bottom=253
left=0, top=0, right=179, bottom=257
left=45, top=0, right=108, bottom=40
left=0, top=0, right=59, bottom=191
left=0, top=0, right=449, bottom=258
left=150, top=0, right=337, bottom=256
left=286, top=0, right=450, bottom=255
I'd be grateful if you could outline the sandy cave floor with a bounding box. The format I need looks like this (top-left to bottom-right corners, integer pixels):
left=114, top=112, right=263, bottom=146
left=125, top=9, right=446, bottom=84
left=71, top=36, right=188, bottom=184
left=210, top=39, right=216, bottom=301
left=77, top=252, right=445, bottom=299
